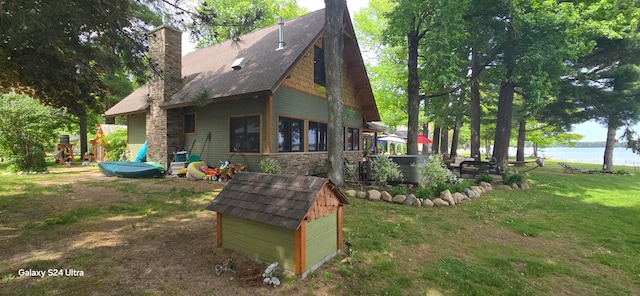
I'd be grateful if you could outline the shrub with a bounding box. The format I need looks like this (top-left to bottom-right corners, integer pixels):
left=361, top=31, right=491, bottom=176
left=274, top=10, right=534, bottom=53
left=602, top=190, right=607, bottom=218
left=344, top=162, right=357, bottom=181
left=503, top=173, right=526, bottom=185
left=449, top=179, right=474, bottom=193
left=414, top=154, right=457, bottom=185
left=475, top=174, right=494, bottom=185
left=260, top=158, right=285, bottom=175
left=7, top=146, right=47, bottom=172
left=388, top=186, right=408, bottom=196
left=431, top=182, right=449, bottom=196
left=370, top=155, right=403, bottom=186
left=102, top=129, right=128, bottom=161
left=414, top=185, right=433, bottom=199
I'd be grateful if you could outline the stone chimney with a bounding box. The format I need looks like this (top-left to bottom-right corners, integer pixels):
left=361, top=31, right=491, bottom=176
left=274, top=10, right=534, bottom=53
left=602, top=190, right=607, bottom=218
left=146, top=26, right=183, bottom=169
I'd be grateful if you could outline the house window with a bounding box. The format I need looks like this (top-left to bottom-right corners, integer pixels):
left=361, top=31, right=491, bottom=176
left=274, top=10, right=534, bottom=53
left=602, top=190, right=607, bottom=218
left=313, top=45, right=326, bottom=86
left=184, top=113, right=196, bottom=134
left=230, top=115, right=260, bottom=153
left=278, top=116, right=304, bottom=152
left=347, top=127, right=360, bottom=151
left=308, top=121, right=327, bottom=152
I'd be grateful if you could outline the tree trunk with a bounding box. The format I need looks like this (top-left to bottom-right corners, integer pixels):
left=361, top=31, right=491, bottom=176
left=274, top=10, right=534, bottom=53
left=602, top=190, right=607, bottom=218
left=470, top=50, right=482, bottom=160
left=603, top=120, right=617, bottom=172
left=406, top=30, right=420, bottom=155
left=450, top=117, right=461, bottom=157
left=432, top=125, right=441, bottom=154
left=533, top=142, right=538, bottom=158
left=440, top=127, right=449, bottom=156
left=492, top=81, right=515, bottom=167
left=79, top=108, right=88, bottom=160
left=324, top=0, right=346, bottom=186
left=516, top=118, right=526, bottom=163
left=421, top=122, right=429, bottom=155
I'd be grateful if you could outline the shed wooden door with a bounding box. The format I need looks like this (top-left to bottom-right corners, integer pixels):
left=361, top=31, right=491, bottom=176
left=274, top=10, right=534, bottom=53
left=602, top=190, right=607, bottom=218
left=305, top=212, right=337, bottom=270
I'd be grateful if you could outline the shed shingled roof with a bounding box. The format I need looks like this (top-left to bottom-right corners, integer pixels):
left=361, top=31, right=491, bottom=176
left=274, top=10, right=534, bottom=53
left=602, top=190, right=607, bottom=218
left=104, top=9, right=380, bottom=121
left=206, top=172, right=348, bottom=230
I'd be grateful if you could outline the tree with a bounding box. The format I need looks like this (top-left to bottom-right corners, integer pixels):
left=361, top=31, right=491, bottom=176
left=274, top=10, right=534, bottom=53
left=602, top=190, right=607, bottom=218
left=324, top=0, right=347, bottom=186
left=0, top=93, right=71, bottom=172
left=189, top=0, right=307, bottom=48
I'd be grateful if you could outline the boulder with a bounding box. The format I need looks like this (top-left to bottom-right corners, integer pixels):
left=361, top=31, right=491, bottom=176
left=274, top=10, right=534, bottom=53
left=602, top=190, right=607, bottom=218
left=403, top=194, right=417, bottom=206
left=511, top=183, right=519, bottom=190
left=452, top=192, right=465, bottom=204
left=440, top=190, right=455, bottom=205
left=470, top=186, right=483, bottom=197
left=422, top=199, right=435, bottom=207
left=412, top=198, right=421, bottom=207
left=465, top=188, right=477, bottom=199
left=520, top=182, right=531, bottom=190
left=367, top=190, right=382, bottom=201
left=480, top=182, right=493, bottom=191
left=432, top=198, right=450, bottom=207
left=393, top=195, right=407, bottom=204
left=381, top=191, right=393, bottom=202
left=356, top=191, right=367, bottom=199
left=345, top=189, right=357, bottom=197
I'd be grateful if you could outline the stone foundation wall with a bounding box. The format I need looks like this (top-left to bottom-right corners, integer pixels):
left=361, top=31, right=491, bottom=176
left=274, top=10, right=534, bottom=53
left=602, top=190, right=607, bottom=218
left=265, top=151, right=363, bottom=176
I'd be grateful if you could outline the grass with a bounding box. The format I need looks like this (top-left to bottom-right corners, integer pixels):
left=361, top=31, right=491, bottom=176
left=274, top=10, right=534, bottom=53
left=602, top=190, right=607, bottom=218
left=0, top=160, right=639, bottom=295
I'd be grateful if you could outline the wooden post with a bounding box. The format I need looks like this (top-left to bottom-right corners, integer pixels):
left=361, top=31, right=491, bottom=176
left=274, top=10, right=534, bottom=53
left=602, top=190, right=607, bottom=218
left=293, top=221, right=307, bottom=275
left=337, top=205, right=343, bottom=251
left=216, top=214, right=223, bottom=247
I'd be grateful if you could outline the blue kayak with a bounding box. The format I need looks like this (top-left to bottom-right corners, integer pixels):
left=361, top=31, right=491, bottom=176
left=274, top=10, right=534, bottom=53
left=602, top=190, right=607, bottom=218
left=98, top=161, right=165, bottom=178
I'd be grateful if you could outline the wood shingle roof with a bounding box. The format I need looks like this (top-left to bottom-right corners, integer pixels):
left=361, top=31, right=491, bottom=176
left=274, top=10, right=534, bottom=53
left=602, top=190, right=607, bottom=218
left=206, top=172, right=348, bottom=230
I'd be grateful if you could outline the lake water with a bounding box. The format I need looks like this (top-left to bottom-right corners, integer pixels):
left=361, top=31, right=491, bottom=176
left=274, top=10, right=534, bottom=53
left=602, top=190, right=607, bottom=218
left=510, top=147, right=640, bottom=167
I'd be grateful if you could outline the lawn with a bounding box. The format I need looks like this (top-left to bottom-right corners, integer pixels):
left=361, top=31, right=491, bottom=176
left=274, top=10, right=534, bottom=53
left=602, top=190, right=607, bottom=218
left=0, top=160, right=639, bottom=295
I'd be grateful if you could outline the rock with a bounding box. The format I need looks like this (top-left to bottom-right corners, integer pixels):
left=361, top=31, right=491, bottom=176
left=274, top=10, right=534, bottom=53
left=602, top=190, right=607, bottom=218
left=520, top=182, right=531, bottom=190
left=470, top=186, right=483, bottom=197
left=404, top=194, right=417, bottom=206
left=511, top=183, right=519, bottom=190
left=496, top=185, right=512, bottom=190
left=440, top=190, right=455, bottom=205
left=452, top=192, right=465, bottom=204
left=465, top=188, right=477, bottom=199
left=381, top=191, right=393, bottom=202
left=472, top=185, right=485, bottom=194
left=412, top=198, right=421, bottom=207
left=345, top=189, right=357, bottom=197
left=367, top=190, right=382, bottom=201
left=432, top=198, right=450, bottom=207
left=393, top=195, right=407, bottom=204
left=480, top=181, right=493, bottom=191
left=356, top=191, right=367, bottom=199
left=422, top=199, right=435, bottom=207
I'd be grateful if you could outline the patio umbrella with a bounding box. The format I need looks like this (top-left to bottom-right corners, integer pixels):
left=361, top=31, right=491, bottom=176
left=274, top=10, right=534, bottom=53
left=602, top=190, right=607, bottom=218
left=417, top=134, right=433, bottom=144
left=378, top=135, right=406, bottom=143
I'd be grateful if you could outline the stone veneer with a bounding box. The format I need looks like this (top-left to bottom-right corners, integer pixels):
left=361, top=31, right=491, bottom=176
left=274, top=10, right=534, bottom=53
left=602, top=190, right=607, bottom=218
left=265, top=151, right=364, bottom=176
left=147, top=26, right=183, bottom=169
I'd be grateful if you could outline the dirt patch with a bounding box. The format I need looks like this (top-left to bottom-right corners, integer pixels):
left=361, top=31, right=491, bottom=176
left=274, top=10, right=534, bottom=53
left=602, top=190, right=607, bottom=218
left=0, top=166, right=324, bottom=295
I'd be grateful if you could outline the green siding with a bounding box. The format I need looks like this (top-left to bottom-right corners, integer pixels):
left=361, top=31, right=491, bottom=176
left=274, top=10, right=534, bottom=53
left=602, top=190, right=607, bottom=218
left=222, top=215, right=295, bottom=271
left=184, top=97, right=266, bottom=171
left=271, top=87, right=364, bottom=153
left=127, top=113, right=146, bottom=161
left=305, top=212, right=337, bottom=269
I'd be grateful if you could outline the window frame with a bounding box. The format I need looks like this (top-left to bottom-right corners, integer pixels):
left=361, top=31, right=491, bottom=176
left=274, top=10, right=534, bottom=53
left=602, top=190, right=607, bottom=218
left=313, top=45, right=326, bottom=87
left=229, top=114, right=261, bottom=153
left=308, top=120, right=328, bottom=152
left=184, top=113, right=196, bottom=135
left=277, top=115, right=305, bottom=152
left=346, top=127, right=360, bottom=151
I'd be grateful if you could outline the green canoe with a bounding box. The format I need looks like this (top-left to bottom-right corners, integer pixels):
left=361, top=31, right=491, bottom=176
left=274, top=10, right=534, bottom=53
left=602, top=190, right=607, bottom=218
left=98, top=162, right=165, bottom=178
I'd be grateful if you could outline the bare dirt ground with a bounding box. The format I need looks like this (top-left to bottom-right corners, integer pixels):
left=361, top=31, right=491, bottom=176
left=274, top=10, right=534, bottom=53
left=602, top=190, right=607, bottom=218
left=0, top=166, right=334, bottom=296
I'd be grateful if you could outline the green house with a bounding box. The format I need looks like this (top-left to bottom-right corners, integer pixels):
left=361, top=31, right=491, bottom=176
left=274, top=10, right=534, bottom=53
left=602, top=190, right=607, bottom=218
left=104, top=9, right=380, bottom=175
left=205, top=172, right=349, bottom=277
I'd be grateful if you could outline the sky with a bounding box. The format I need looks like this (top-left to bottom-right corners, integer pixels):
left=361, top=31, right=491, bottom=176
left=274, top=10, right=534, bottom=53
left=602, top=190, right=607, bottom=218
left=181, top=0, right=638, bottom=143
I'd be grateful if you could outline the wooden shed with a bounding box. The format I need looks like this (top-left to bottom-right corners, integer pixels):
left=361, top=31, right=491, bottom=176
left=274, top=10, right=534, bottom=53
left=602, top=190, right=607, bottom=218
left=90, top=124, right=126, bottom=162
left=205, top=172, right=349, bottom=278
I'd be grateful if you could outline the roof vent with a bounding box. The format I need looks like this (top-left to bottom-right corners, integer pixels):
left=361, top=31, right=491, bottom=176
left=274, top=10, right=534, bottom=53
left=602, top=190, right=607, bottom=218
left=231, top=57, right=247, bottom=70
left=276, top=17, right=285, bottom=51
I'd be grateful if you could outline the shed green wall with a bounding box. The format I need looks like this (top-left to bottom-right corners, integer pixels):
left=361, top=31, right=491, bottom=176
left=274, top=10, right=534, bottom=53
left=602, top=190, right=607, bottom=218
left=184, top=97, right=266, bottom=171
left=305, top=212, right=338, bottom=270
left=127, top=113, right=146, bottom=161
left=221, top=215, right=295, bottom=271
